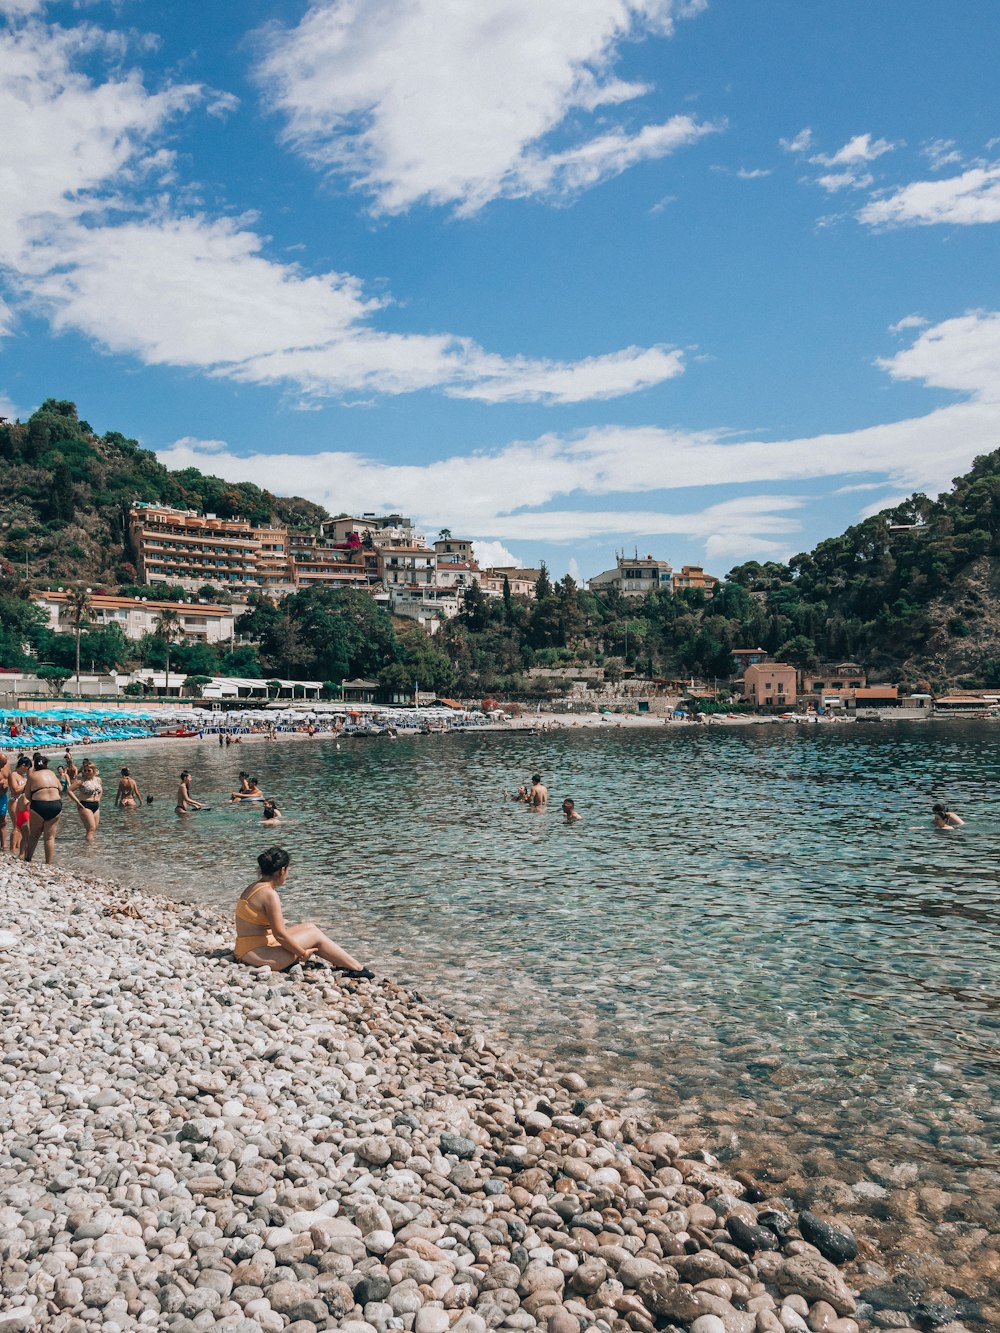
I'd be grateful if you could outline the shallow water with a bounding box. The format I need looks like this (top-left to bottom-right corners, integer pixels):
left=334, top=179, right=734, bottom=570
left=58, top=721, right=1000, bottom=1308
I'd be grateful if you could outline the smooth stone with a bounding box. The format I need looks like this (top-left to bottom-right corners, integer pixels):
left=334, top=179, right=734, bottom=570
left=414, top=1309, right=450, bottom=1333
left=798, top=1213, right=858, bottom=1266
left=440, top=1134, right=477, bottom=1160
left=775, top=1256, right=856, bottom=1316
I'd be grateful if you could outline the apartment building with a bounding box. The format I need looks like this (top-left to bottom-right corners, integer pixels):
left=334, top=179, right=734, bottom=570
left=37, top=590, right=235, bottom=643
left=288, top=531, right=375, bottom=591
left=589, top=555, right=673, bottom=598
left=378, top=546, right=437, bottom=587
left=129, top=504, right=293, bottom=594
left=323, top=514, right=425, bottom=549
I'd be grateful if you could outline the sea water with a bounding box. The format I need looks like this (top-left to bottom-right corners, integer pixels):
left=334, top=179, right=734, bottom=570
left=60, top=720, right=1000, bottom=1292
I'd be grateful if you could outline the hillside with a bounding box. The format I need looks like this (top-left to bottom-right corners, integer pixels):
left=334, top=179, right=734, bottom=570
left=0, top=399, right=328, bottom=590
left=1, top=397, right=1000, bottom=691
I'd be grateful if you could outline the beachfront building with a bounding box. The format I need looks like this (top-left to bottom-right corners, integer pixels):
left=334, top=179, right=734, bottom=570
left=799, top=662, right=867, bottom=708
left=742, top=661, right=797, bottom=708
left=672, top=565, right=718, bottom=596
left=36, top=590, right=236, bottom=643
left=479, top=567, right=541, bottom=599
left=128, top=504, right=294, bottom=595
left=588, top=554, right=673, bottom=598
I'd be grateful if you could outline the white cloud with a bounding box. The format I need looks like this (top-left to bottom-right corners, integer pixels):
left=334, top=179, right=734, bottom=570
left=876, top=310, right=1000, bottom=400
left=0, top=17, right=682, bottom=405
left=0, top=0, right=44, bottom=15
left=734, top=167, right=771, bottom=180
left=859, top=164, right=1000, bottom=228
left=0, top=19, right=201, bottom=270
left=815, top=170, right=872, bottom=193
left=888, top=314, right=928, bottom=335
left=473, top=541, right=522, bottom=569
left=255, top=0, right=714, bottom=214
left=811, top=133, right=896, bottom=167
left=779, top=127, right=813, bottom=154
left=153, top=311, right=1000, bottom=554
left=922, top=138, right=962, bottom=170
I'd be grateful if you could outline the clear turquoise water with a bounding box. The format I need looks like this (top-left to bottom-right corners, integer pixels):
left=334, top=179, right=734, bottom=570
left=58, top=721, right=1000, bottom=1293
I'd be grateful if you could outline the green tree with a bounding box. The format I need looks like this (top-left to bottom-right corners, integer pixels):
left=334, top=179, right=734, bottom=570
left=37, top=665, right=73, bottom=695
left=154, top=606, right=183, bottom=695
left=66, top=586, right=94, bottom=696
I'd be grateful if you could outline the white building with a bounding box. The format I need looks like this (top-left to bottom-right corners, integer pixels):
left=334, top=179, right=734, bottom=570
left=588, top=555, right=673, bottom=598
left=36, top=591, right=236, bottom=644
left=386, top=586, right=460, bottom=634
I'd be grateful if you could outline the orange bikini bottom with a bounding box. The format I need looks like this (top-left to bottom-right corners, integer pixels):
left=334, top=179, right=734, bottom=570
left=234, top=932, right=279, bottom=959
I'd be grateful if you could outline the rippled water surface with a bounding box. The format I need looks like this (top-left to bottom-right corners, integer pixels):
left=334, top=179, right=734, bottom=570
left=60, top=721, right=1000, bottom=1306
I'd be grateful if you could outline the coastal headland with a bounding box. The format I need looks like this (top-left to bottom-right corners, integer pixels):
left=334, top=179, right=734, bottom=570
left=0, top=860, right=901, bottom=1333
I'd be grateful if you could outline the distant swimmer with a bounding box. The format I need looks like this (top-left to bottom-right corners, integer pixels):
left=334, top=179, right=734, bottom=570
left=261, top=799, right=281, bottom=823
left=175, top=771, right=203, bottom=815
left=529, top=773, right=549, bottom=808
left=116, top=767, right=141, bottom=809
left=234, top=846, right=373, bottom=977
left=932, top=802, right=964, bottom=829
left=562, top=797, right=582, bottom=822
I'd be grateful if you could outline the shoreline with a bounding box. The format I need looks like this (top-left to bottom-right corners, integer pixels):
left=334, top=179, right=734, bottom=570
left=9, top=705, right=948, bottom=761
left=0, top=860, right=897, bottom=1333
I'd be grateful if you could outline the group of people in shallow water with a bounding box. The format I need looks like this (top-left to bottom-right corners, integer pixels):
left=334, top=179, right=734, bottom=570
left=0, top=749, right=119, bottom=863
left=0, top=749, right=286, bottom=865
left=505, top=772, right=581, bottom=822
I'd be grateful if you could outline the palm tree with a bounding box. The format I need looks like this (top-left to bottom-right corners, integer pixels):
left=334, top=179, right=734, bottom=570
left=154, top=606, right=183, bottom=696
left=67, top=586, right=94, bottom=698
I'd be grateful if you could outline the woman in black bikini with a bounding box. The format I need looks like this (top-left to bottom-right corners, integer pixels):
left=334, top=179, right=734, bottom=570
left=24, top=754, right=63, bottom=864
left=67, top=758, right=103, bottom=840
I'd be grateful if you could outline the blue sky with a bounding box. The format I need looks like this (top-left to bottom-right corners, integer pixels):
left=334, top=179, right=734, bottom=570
left=2, top=0, right=1000, bottom=581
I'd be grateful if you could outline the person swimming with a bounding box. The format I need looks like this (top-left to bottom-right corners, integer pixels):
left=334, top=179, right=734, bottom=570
left=233, top=847, right=373, bottom=977
left=932, top=802, right=964, bottom=828
left=261, top=799, right=281, bottom=823
left=562, top=797, right=582, bottom=822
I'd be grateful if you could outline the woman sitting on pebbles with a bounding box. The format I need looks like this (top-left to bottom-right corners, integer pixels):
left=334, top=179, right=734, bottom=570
left=234, top=847, right=374, bottom=977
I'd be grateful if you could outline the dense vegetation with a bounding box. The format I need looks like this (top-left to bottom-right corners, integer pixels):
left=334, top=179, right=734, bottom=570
left=0, top=398, right=328, bottom=591
left=1, top=398, right=999, bottom=694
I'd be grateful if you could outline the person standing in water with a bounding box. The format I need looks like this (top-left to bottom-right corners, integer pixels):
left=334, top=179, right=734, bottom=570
left=66, top=758, right=103, bottom=841
left=115, top=768, right=141, bottom=808
left=562, top=797, right=582, bottom=822
left=234, top=847, right=373, bottom=976
left=529, top=774, right=549, bottom=808
left=23, top=754, right=63, bottom=864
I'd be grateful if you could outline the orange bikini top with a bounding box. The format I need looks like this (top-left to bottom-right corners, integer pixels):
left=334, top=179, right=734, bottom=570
left=235, top=884, right=270, bottom=927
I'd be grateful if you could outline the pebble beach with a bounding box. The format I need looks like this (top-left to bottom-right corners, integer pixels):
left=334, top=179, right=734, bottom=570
left=0, top=861, right=981, bottom=1333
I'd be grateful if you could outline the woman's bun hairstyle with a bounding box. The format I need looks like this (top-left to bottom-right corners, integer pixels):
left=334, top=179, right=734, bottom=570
left=258, top=846, right=291, bottom=876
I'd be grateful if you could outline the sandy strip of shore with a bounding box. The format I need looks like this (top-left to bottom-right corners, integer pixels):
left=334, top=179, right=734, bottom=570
left=0, top=860, right=890, bottom=1333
